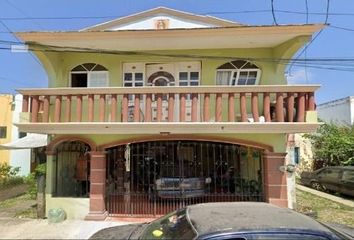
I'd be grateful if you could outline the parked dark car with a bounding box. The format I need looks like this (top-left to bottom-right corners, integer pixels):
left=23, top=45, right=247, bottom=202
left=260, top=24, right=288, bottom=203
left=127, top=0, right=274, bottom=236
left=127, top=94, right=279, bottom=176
left=89, top=202, right=354, bottom=239
left=153, top=177, right=207, bottom=199
left=300, top=166, right=354, bottom=196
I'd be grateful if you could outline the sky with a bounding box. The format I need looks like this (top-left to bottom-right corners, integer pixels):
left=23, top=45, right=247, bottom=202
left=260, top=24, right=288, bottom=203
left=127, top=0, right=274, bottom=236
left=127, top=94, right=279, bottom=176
left=0, top=0, right=354, bottom=104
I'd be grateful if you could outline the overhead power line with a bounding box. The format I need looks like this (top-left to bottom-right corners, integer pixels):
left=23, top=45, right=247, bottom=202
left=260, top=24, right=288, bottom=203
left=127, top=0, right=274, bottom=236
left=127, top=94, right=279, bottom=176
left=2, top=40, right=354, bottom=72
left=325, top=0, right=330, bottom=24
left=271, top=0, right=278, bottom=25
left=1, top=9, right=354, bottom=21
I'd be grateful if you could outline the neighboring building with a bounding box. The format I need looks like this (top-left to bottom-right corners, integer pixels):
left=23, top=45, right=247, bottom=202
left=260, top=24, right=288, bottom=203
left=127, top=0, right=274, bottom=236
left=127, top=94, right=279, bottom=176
left=317, top=96, right=354, bottom=125
left=0, top=95, right=13, bottom=165
left=14, top=7, right=324, bottom=220
left=0, top=95, right=32, bottom=175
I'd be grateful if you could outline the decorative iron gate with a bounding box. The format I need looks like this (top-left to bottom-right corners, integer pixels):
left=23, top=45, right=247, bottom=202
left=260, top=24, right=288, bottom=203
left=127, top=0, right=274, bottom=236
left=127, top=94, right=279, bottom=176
left=106, top=140, right=264, bottom=217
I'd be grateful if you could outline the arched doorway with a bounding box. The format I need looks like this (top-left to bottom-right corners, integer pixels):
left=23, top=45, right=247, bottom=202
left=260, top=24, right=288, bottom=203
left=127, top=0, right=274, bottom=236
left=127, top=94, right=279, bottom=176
left=105, top=140, right=264, bottom=217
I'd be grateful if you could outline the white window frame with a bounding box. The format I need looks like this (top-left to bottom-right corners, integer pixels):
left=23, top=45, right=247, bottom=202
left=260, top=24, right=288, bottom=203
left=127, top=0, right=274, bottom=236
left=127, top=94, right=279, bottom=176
left=216, top=63, right=261, bottom=86
left=122, top=63, right=145, bottom=87
left=176, top=62, right=201, bottom=87
left=70, top=64, right=109, bottom=88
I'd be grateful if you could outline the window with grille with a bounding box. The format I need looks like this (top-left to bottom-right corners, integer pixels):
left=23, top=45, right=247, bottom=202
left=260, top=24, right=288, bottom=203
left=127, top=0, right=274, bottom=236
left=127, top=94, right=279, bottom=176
left=0, top=126, right=6, bottom=138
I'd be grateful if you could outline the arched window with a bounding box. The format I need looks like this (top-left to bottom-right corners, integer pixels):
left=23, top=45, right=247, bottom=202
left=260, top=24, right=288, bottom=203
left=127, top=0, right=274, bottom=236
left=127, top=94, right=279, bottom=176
left=216, top=60, right=260, bottom=86
left=70, top=63, right=108, bottom=88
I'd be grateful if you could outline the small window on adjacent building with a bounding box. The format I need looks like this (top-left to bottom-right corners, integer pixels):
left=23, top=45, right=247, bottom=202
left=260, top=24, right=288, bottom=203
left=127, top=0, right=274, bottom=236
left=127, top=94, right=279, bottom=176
left=294, top=147, right=300, bottom=164
left=18, top=132, right=27, bottom=139
left=0, top=127, right=6, bottom=138
left=216, top=60, right=260, bottom=85
left=71, top=63, right=109, bottom=88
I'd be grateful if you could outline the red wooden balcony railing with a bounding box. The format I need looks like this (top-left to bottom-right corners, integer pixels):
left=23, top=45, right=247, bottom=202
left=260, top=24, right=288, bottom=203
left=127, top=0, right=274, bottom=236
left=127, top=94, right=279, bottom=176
left=18, top=85, right=318, bottom=124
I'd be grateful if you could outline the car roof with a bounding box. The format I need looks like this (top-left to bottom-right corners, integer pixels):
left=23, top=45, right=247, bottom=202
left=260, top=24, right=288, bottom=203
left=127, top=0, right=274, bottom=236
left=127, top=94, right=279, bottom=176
left=186, top=202, right=332, bottom=236
left=321, top=166, right=354, bottom=170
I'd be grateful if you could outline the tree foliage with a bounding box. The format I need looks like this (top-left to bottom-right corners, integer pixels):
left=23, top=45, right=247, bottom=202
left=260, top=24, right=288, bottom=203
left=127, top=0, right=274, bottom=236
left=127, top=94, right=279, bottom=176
left=304, top=123, right=354, bottom=168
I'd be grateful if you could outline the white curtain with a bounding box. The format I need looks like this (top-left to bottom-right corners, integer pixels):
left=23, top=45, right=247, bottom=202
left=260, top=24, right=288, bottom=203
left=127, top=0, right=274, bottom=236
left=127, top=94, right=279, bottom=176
left=216, top=71, right=231, bottom=85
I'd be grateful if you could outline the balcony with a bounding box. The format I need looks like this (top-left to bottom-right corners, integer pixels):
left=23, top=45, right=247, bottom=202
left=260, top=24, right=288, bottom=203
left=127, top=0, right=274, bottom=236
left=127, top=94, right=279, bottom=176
left=16, top=85, right=320, bottom=134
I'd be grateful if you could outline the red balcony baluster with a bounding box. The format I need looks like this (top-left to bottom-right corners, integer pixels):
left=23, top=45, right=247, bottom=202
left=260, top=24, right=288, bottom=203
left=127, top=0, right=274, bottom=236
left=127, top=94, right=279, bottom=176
left=145, top=94, right=152, bottom=122
left=215, top=93, right=222, bottom=122
left=122, top=94, right=128, bottom=122
left=180, top=93, right=186, bottom=122
left=43, top=95, right=50, bottom=123
left=168, top=94, right=175, bottom=122
left=203, top=93, right=210, bottom=122
left=54, top=95, right=62, bottom=122
left=240, top=93, right=247, bottom=122
left=228, top=93, right=235, bottom=122
left=88, top=94, right=94, bottom=122
left=76, top=95, right=82, bottom=122
left=99, top=94, right=105, bottom=122
left=31, top=96, right=39, bottom=123
left=308, top=92, right=315, bottom=111
left=134, top=94, right=140, bottom=122
left=191, top=93, right=198, bottom=122
left=111, top=94, right=117, bottom=122
left=287, top=93, right=295, bottom=122
left=276, top=93, right=284, bottom=122
left=297, top=93, right=305, bottom=122
left=22, top=95, right=29, bottom=113
left=65, top=95, right=72, bottom=122
left=251, top=93, right=259, bottom=122
left=156, top=94, right=163, bottom=122
left=263, top=93, right=271, bottom=122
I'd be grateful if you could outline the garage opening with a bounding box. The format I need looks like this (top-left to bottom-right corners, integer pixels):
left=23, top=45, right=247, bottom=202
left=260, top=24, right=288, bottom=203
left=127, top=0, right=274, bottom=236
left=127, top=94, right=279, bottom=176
left=106, top=140, right=264, bottom=217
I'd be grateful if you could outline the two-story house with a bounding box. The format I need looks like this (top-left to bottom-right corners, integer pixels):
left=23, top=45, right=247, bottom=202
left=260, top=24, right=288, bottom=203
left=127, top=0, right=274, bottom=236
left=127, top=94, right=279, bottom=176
left=15, top=7, right=324, bottom=220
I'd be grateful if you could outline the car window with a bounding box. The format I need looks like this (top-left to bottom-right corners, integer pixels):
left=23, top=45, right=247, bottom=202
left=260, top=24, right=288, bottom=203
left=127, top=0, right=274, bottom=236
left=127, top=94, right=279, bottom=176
left=206, top=233, right=329, bottom=240
left=342, top=170, right=354, bottom=182
left=139, top=208, right=197, bottom=239
left=318, top=169, right=341, bottom=180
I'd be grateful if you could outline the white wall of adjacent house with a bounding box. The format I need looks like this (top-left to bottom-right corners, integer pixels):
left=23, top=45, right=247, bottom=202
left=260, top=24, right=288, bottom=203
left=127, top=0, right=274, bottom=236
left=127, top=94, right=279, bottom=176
left=317, top=96, right=354, bottom=125
left=10, top=94, right=31, bottom=176
left=109, top=15, right=215, bottom=30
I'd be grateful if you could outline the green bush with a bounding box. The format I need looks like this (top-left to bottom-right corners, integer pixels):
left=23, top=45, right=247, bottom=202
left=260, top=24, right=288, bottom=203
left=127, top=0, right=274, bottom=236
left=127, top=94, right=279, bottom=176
left=0, top=163, right=23, bottom=190
left=25, top=163, right=46, bottom=199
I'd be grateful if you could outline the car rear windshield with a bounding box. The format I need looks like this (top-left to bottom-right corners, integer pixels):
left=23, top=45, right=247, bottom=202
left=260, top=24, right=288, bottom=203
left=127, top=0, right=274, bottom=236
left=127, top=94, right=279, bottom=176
left=139, top=208, right=197, bottom=239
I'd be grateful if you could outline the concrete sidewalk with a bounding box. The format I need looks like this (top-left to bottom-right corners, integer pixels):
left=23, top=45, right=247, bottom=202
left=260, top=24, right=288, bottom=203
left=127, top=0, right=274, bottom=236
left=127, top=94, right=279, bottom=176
left=296, top=184, right=354, bottom=208
left=0, top=218, right=134, bottom=239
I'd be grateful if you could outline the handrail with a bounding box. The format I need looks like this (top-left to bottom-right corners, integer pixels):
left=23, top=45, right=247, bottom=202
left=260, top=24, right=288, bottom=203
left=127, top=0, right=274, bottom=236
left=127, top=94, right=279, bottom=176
left=17, top=85, right=320, bottom=95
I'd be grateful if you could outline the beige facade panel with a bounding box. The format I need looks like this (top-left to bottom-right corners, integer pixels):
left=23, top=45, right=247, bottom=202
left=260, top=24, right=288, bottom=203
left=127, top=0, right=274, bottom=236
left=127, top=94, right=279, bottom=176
left=16, top=122, right=319, bottom=134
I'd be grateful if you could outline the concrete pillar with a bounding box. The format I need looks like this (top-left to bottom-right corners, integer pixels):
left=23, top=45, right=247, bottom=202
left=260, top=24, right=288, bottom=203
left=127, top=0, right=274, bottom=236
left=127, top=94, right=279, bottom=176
left=85, top=151, right=108, bottom=221
left=263, top=151, right=288, bottom=208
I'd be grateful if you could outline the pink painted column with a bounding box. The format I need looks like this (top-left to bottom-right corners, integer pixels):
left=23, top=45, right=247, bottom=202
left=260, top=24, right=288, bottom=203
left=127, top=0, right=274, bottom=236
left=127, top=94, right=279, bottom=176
left=85, top=151, right=108, bottom=221
left=263, top=152, right=288, bottom=208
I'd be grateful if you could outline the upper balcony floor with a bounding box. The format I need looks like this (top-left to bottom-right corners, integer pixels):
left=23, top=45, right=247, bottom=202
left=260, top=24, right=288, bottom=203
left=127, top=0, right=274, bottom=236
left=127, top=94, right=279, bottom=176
left=16, top=84, right=320, bottom=135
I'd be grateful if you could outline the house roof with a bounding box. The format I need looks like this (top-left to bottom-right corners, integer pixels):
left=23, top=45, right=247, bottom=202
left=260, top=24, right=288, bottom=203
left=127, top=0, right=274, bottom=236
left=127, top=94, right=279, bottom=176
left=16, top=24, right=325, bottom=51
left=81, top=6, right=242, bottom=31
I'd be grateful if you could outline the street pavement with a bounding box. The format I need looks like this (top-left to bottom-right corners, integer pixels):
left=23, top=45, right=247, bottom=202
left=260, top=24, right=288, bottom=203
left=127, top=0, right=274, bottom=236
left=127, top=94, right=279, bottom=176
left=0, top=218, right=132, bottom=239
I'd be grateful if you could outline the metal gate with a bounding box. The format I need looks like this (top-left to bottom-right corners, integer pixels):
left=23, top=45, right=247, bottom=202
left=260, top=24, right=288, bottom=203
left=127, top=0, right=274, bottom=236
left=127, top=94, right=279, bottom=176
left=106, top=140, right=264, bottom=217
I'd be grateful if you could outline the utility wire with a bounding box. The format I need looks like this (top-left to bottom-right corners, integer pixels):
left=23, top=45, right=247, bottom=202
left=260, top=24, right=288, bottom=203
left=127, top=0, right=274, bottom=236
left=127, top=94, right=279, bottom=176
left=1, top=9, right=354, bottom=20
left=271, top=0, right=278, bottom=25
left=4, top=0, right=44, bottom=30
left=329, top=25, right=354, bottom=32
left=0, top=21, right=43, bottom=67
left=325, top=0, right=330, bottom=24
left=304, top=0, right=309, bottom=83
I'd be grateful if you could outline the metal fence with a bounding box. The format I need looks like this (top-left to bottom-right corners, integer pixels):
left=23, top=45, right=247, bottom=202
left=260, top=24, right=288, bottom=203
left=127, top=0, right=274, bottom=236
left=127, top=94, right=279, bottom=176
left=106, top=140, right=264, bottom=217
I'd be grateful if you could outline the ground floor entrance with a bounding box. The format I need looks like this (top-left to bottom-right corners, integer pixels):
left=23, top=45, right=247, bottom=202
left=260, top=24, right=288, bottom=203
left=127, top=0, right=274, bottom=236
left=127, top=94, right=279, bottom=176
left=105, top=140, right=264, bottom=217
